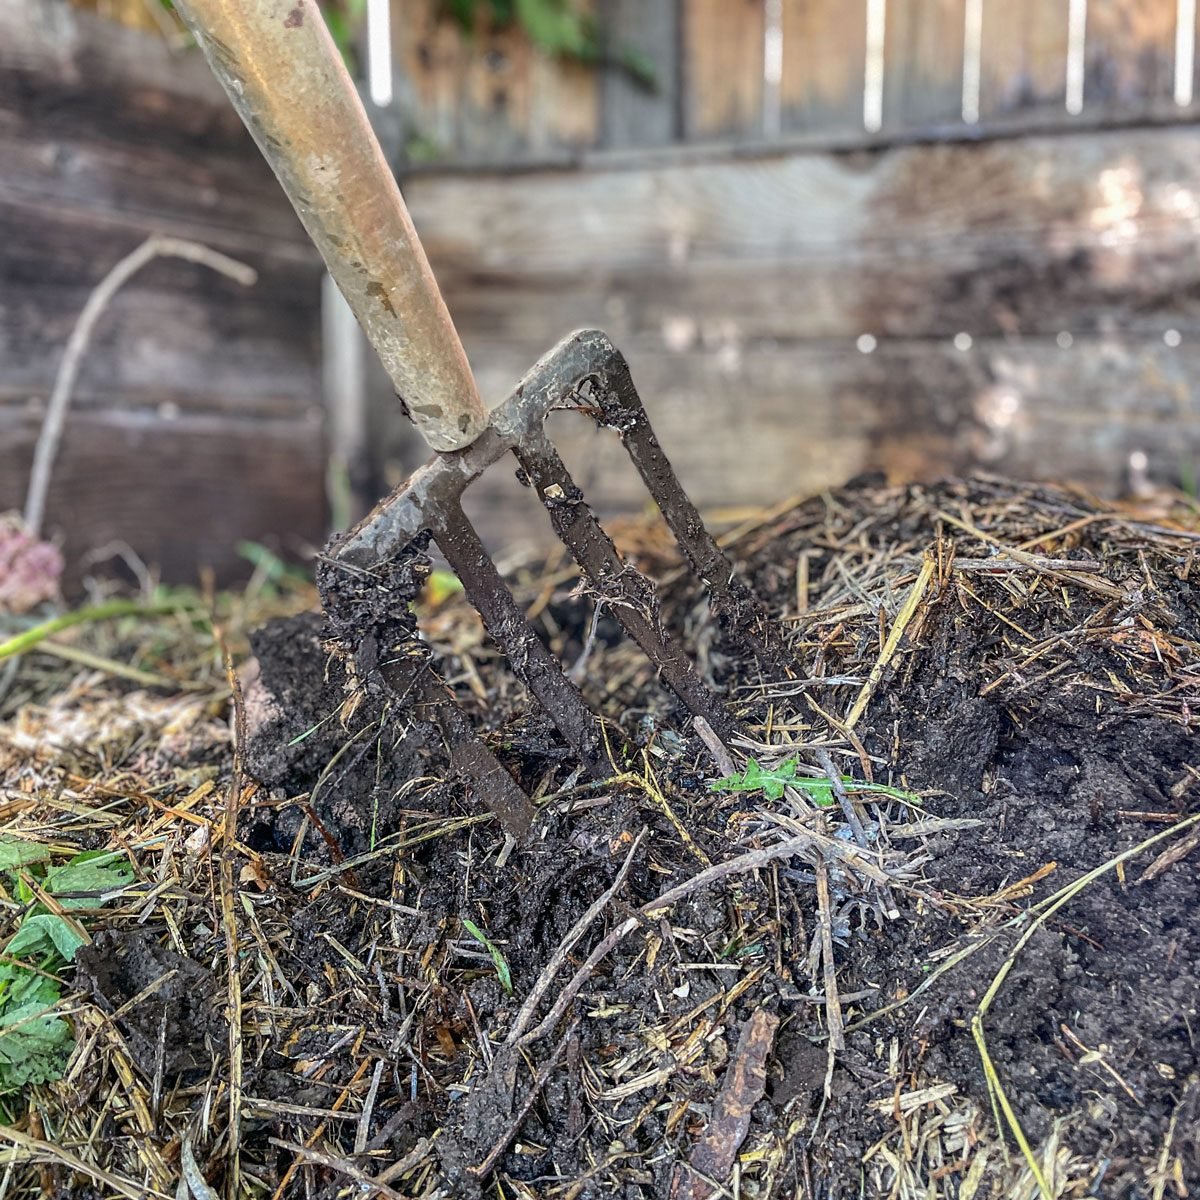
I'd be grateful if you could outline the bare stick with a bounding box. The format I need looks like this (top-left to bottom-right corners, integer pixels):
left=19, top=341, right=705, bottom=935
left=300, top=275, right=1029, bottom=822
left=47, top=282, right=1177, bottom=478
left=24, top=235, right=256, bottom=537
left=815, top=859, right=844, bottom=1100
left=267, top=1139, right=408, bottom=1200
left=694, top=715, right=736, bottom=776
left=814, top=748, right=899, bottom=920
left=472, top=1019, right=579, bottom=1179
left=506, top=828, right=645, bottom=1047
left=518, top=832, right=824, bottom=1048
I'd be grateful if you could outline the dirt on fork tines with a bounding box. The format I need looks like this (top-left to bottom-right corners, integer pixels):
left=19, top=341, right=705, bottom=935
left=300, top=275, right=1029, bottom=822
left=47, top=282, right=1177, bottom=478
left=2, top=474, right=1198, bottom=1200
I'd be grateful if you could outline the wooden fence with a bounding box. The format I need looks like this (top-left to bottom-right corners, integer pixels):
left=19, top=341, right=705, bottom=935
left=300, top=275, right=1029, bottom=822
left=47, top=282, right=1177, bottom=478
left=1, top=2, right=324, bottom=585
left=389, top=0, right=1195, bottom=161
left=357, top=0, right=1200, bottom=549
left=5, top=1, right=1197, bottom=579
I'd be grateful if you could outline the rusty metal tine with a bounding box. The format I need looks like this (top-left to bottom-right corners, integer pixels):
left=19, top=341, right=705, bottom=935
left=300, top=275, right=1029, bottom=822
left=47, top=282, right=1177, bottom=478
left=587, top=351, right=770, bottom=643
left=514, top=429, right=737, bottom=739
left=408, top=668, right=537, bottom=838
left=428, top=500, right=609, bottom=778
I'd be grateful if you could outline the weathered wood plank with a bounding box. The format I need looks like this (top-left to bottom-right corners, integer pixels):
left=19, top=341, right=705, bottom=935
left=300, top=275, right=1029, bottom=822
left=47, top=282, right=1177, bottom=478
left=598, top=0, right=681, bottom=147
left=382, top=124, right=1200, bottom=546
left=1084, top=0, right=1178, bottom=109
left=1, top=213, right=319, bottom=418
left=441, top=334, right=1200, bottom=554
left=390, top=0, right=599, bottom=162
left=0, top=409, right=327, bottom=587
left=404, top=126, right=1200, bottom=341
left=2, top=2, right=325, bottom=583
left=978, top=0, right=1069, bottom=120
left=882, top=0, right=968, bottom=129
left=681, top=0, right=765, bottom=140
left=779, top=0, right=868, bottom=133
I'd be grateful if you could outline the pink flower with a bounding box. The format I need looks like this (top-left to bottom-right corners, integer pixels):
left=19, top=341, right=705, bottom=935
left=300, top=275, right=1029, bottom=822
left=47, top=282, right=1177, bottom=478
left=0, top=517, right=64, bottom=614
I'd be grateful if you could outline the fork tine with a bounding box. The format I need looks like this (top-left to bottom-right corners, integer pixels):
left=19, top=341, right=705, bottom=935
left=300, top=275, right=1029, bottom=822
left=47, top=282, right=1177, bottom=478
left=429, top=499, right=610, bottom=778
left=581, top=348, right=772, bottom=647
left=514, top=429, right=737, bottom=739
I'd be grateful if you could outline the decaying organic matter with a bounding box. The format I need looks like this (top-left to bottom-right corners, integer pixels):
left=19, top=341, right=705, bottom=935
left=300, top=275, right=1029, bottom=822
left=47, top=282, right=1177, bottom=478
left=1, top=475, right=1197, bottom=1198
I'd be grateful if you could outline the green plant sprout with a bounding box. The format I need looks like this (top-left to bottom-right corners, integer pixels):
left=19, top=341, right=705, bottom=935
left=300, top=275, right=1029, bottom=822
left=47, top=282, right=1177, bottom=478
left=0, top=840, right=134, bottom=1107
left=461, top=918, right=513, bottom=994
left=709, top=758, right=919, bottom=807
left=445, top=0, right=657, bottom=87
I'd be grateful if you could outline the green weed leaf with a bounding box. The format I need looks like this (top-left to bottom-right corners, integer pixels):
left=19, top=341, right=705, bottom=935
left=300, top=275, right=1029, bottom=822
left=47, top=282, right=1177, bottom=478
left=462, top=918, right=513, bottom=995
left=44, top=853, right=134, bottom=910
left=709, top=760, right=920, bottom=807
left=709, top=757, right=804, bottom=802
left=5, top=914, right=87, bottom=963
left=0, top=839, right=52, bottom=873
left=0, top=966, right=71, bottom=1094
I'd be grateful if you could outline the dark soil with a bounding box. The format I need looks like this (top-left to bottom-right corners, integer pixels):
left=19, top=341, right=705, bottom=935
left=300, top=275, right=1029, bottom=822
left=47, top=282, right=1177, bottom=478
left=76, top=929, right=226, bottom=1078
left=199, top=477, right=1197, bottom=1197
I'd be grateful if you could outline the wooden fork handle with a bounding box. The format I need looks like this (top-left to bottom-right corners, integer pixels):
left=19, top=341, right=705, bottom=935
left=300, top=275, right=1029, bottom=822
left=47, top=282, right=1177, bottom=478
left=174, top=0, right=489, bottom=453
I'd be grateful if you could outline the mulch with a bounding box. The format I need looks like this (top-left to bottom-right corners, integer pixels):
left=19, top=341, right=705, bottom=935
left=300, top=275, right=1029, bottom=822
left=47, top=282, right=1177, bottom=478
left=1, top=474, right=1198, bottom=1199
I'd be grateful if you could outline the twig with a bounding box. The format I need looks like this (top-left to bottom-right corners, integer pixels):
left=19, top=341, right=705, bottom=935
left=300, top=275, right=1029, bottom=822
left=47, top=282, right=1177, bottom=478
left=24, top=235, right=256, bottom=537
left=267, top=1139, right=408, bottom=1200
left=472, top=1019, right=579, bottom=1178
left=506, top=829, right=645, bottom=1047
left=568, top=599, right=604, bottom=684
left=813, top=749, right=869, bottom=846
left=675, top=1008, right=780, bottom=1199
left=814, top=748, right=899, bottom=920
left=1138, top=826, right=1200, bottom=882
left=216, top=630, right=247, bottom=1200
left=815, top=860, right=844, bottom=1081
left=694, top=716, right=735, bottom=776
left=180, top=1137, right=219, bottom=1200
left=354, top=1059, right=386, bottom=1154
left=518, top=832, right=829, bottom=1048
left=936, top=511, right=1124, bottom=601
left=952, top=557, right=1105, bottom=573
left=844, top=554, right=935, bottom=731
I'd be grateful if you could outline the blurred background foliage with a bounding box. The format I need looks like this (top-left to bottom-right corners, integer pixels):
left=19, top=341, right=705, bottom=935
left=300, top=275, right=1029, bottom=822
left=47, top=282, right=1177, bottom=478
left=69, top=0, right=654, bottom=85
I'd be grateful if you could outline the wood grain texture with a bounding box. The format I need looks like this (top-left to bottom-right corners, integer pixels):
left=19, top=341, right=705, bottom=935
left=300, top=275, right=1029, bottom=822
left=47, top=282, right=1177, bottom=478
left=391, top=0, right=600, bottom=163
left=390, top=125, right=1200, bottom=548
left=780, top=0, right=868, bottom=132
left=598, top=0, right=681, bottom=147
left=439, top=333, right=1200, bottom=556
left=882, top=0, right=968, bottom=129
left=0, top=410, right=326, bottom=586
left=681, top=0, right=766, bottom=140
left=1084, top=0, right=1178, bottom=109
left=978, top=0, right=1069, bottom=120
left=405, top=126, right=1200, bottom=339
left=3, top=2, right=324, bottom=584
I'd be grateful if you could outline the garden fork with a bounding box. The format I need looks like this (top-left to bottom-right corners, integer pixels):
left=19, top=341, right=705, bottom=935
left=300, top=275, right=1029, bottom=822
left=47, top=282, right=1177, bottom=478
left=175, top=0, right=768, bottom=837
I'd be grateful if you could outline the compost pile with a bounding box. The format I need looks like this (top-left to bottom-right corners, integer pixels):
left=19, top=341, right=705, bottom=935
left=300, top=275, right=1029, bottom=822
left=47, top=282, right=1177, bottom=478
left=1, top=475, right=1198, bottom=1200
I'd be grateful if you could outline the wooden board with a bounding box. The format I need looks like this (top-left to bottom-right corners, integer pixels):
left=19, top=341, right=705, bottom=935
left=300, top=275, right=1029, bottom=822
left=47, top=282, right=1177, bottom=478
left=882, top=0, right=968, bottom=129
left=597, top=0, right=681, bottom=147
left=439, top=333, right=1200, bottom=555
left=390, top=124, right=1200, bottom=549
left=780, top=0, right=868, bottom=133
left=404, top=126, right=1200, bottom=339
left=390, top=0, right=600, bottom=163
left=1084, top=0, right=1178, bottom=109
left=0, top=411, right=326, bottom=585
left=978, top=0, right=1070, bottom=120
left=2, top=3, right=324, bottom=585
left=681, top=0, right=766, bottom=140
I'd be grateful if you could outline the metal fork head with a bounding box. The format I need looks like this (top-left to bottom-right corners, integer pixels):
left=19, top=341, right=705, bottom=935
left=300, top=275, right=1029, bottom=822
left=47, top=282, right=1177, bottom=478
left=320, top=330, right=768, bottom=832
